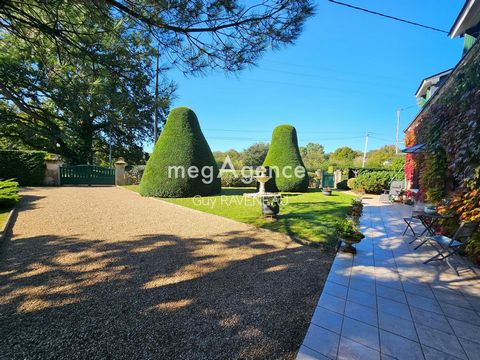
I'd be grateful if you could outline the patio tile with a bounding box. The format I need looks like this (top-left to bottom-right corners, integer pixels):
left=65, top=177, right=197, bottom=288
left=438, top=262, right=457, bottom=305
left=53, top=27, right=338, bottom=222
left=440, top=303, right=480, bottom=327
left=323, top=281, right=348, bottom=300
left=377, top=296, right=411, bottom=321
left=296, top=345, right=330, bottom=360
left=448, top=318, right=480, bottom=344
left=376, top=284, right=407, bottom=304
left=410, top=307, right=454, bottom=335
left=375, top=275, right=403, bottom=290
left=432, top=287, right=473, bottom=310
left=337, top=336, right=380, bottom=360
left=415, top=324, right=467, bottom=359
left=345, top=301, right=378, bottom=327
left=349, top=277, right=376, bottom=294
left=463, top=293, right=480, bottom=312
left=422, top=345, right=467, bottom=360
left=406, top=293, right=443, bottom=314
left=380, top=353, right=396, bottom=360
left=379, top=329, right=424, bottom=360
left=347, top=288, right=377, bottom=309
left=458, top=337, right=480, bottom=360
left=302, top=324, right=340, bottom=360
left=378, top=311, right=418, bottom=341
left=402, top=279, right=435, bottom=299
left=318, top=293, right=346, bottom=315
left=311, top=306, right=344, bottom=334
left=299, top=199, right=480, bottom=360
left=353, top=257, right=375, bottom=267
left=341, top=316, right=379, bottom=350
left=327, top=272, right=350, bottom=287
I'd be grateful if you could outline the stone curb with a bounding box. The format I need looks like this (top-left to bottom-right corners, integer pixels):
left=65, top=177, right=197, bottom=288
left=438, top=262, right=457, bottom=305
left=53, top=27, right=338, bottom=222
left=0, top=207, right=17, bottom=242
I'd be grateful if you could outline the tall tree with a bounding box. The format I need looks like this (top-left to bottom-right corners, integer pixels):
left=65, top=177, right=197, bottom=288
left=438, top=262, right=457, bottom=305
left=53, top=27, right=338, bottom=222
left=0, top=20, right=175, bottom=164
left=300, top=142, right=325, bottom=171
left=0, top=1, right=314, bottom=73
left=0, top=1, right=314, bottom=163
left=242, top=143, right=269, bottom=167
left=329, top=146, right=361, bottom=168
left=365, top=145, right=402, bottom=169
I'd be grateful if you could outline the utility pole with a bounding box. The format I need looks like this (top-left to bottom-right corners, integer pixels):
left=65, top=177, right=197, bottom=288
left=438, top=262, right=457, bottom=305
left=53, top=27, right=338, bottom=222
left=109, top=125, right=112, bottom=166
left=153, top=47, right=160, bottom=143
left=395, top=108, right=401, bottom=154
left=362, top=131, right=369, bottom=168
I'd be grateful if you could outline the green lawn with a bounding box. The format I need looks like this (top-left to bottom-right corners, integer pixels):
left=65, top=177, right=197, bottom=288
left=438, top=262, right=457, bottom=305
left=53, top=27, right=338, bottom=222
left=125, top=186, right=354, bottom=246
left=0, top=208, right=11, bottom=230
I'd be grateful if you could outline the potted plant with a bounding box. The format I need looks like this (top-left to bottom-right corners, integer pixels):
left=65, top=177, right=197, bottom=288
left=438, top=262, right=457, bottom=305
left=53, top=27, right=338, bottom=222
left=347, top=198, right=363, bottom=222
left=322, top=187, right=332, bottom=196
left=337, top=218, right=365, bottom=254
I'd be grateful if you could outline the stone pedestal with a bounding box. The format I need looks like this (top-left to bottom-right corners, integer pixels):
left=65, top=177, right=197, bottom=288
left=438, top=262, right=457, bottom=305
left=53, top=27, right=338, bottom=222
left=115, top=158, right=127, bottom=186
left=44, top=157, right=63, bottom=185
left=334, top=170, right=343, bottom=189
left=315, top=170, right=323, bottom=189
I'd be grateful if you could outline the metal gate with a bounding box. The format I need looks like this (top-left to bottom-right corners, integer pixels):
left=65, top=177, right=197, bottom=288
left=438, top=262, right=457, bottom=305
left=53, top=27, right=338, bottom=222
left=60, top=165, right=115, bottom=185
left=322, top=172, right=334, bottom=188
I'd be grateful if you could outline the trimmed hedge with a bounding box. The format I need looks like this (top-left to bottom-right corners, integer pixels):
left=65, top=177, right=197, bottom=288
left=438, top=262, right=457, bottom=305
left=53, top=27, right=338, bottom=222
left=139, top=107, right=221, bottom=197
left=0, top=180, right=20, bottom=208
left=0, top=150, right=47, bottom=186
left=263, top=125, right=309, bottom=192
left=220, top=171, right=253, bottom=187
left=347, top=178, right=356, bottom=190
left=352, top=171, right=403, bottom=194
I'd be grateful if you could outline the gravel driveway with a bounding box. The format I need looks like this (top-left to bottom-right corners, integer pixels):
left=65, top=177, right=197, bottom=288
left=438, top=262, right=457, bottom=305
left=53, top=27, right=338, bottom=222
left=0, top=187, right=333, bottom=360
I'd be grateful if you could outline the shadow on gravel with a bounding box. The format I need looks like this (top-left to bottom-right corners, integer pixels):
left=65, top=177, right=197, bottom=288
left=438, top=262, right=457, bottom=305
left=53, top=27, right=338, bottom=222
left=0, top=199, right=334, bottom=360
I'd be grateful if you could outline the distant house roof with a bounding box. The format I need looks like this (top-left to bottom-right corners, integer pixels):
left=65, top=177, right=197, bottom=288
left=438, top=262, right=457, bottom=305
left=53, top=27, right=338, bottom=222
left=414, top=69, right=453, bottom=98
left=449, top=0, right=480, bottom=38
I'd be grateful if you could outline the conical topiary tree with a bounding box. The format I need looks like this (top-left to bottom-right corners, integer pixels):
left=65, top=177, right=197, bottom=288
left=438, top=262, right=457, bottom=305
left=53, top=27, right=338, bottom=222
left=262, top=124, right=309, bottom=192
left=139, top=107, right=221, bottom=197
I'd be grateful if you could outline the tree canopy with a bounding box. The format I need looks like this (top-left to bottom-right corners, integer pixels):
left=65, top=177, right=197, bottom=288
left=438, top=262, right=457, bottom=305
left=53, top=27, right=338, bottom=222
left=329, top=146, right=361, bottom=168
left=1, top=1, right=314, bottom=73
left=300, top=142, right=326, bottom=171
left=0, top=1, right=314, bottom=164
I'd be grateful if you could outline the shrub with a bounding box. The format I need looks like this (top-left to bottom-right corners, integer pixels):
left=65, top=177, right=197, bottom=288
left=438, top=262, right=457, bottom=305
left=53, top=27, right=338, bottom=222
left=0, top=180, right=20, bottom=208
left=126, top=165, right=146, bottom=185
left=262, top=124, right=308, bottom=192
left=308, top=172, right=319, bottom=188
left=353, top=171, right=399, bottom=194
left=220, top=171, right=253, bottom=187
left=347, top=178, right=356, bottom=190
left=0, top=150, right=47, bottom=186
left=336, top=179, right=349, bottom=190
left=139, top=107, right=221, bottom=197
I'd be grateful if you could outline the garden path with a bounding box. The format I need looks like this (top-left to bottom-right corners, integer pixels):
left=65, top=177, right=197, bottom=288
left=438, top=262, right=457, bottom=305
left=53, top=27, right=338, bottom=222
left=297, top=197, right=480, bottom=360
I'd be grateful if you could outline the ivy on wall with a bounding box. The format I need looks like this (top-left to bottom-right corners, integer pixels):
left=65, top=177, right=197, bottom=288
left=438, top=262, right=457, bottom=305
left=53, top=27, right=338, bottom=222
left=405, top=40, right=480, bottom=261
left=406, top=41, right=480, bottom=196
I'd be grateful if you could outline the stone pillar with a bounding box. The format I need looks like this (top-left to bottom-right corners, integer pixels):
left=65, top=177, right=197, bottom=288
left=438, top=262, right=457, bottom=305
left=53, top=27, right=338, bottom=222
left=115, top=158, right=127, bottom=186
left=333, top=169, right=342, bottom=189
left=315, top=170, right=323, bottom=189
left=44, top=157, right=63, bottom=186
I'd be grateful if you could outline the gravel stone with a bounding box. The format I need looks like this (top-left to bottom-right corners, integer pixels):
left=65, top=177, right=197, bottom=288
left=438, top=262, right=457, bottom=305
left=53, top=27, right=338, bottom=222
left=0, top=187, right=333, bottom=360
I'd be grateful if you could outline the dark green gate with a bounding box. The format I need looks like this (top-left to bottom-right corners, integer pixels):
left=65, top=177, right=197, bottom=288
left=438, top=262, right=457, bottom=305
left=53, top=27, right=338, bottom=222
left=322, top=172, right=334, bottom=188
left=60, top=165, right=115, bottom=185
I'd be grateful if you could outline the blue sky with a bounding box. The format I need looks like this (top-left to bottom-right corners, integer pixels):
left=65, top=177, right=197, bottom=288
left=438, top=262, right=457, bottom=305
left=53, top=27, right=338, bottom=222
left=162, top=0, right=464, bottom=153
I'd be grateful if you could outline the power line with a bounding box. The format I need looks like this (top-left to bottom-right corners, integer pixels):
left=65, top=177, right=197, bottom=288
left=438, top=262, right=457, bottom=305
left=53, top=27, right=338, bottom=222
left=327, top=0, right=449, bottom=34
left=204, top=128, right=387, bottom=135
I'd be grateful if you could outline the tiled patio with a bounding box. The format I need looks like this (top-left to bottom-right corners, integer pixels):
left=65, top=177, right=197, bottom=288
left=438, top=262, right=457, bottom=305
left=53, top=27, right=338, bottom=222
left=297, top=197, right=480, bottom=360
